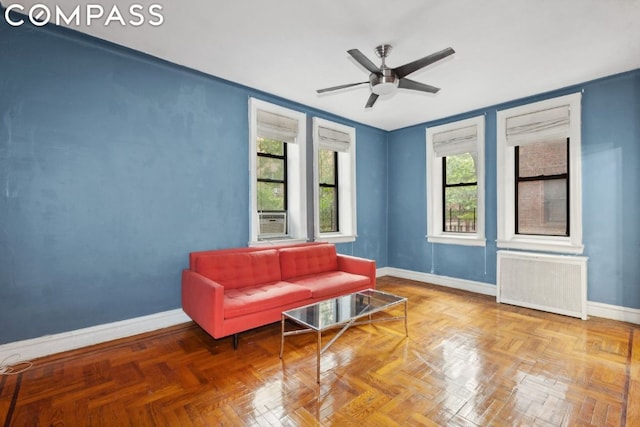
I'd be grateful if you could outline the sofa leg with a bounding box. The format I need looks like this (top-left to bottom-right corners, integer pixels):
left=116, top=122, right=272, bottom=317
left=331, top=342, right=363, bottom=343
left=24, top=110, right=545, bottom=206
left=233, top=334, right=239, bottom=350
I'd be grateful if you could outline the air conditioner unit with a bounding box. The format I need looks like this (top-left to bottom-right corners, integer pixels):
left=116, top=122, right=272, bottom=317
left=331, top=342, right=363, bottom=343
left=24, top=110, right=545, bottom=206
left=259, top=212, right=287, bottom=238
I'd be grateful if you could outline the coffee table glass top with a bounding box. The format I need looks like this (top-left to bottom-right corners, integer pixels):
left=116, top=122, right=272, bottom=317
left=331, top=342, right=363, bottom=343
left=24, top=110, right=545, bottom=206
left=282, top=289, right=406, bottom=332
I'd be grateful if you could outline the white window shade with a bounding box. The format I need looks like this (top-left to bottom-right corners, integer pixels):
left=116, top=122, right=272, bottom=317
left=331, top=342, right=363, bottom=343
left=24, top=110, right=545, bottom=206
left=257, top=109, right=299, bottom=143
left=506, top=105, right=570, bottom=147
left=318, top=126, right=350, bottom=152
left=433, top=125, right=477, bottom=157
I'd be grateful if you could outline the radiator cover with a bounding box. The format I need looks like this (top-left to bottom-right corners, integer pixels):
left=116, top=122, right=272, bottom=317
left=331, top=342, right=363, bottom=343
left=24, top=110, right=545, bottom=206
left=497, top=250, right=588, bottom=319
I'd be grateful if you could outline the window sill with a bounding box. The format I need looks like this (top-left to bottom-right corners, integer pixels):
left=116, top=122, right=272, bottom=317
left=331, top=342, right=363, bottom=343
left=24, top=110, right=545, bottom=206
left=496, top=238, right=584, bottom=255
left=249, top=237, right=309, bottom=247
left=315, top=233, right=356, bottom=244
left=427, top=234, right=486, bottom=247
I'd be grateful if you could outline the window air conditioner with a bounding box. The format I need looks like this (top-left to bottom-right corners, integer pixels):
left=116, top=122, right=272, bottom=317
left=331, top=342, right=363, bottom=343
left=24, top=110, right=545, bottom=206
left=258, top=212, right=287, bottom=238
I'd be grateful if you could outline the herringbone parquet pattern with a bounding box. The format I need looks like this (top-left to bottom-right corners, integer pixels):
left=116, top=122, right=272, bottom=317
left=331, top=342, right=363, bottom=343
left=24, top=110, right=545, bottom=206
left=1, top=277, right=638, bottom=426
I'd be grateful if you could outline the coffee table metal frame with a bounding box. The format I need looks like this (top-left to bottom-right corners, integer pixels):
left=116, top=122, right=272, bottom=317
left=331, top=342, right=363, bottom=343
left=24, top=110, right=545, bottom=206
left=279, top=288, right=408, bottom=383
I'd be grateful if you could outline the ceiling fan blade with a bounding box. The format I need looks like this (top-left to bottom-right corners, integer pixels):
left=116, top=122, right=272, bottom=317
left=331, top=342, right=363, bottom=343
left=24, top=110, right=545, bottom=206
left=398, top=78, right=440, bottom=93
left=347, top=49, right=380, bottom=74
left=365, top=93, right=379, bottom=108
left=393, top=47, right=455, bottom=79
left=317, top=81, right=369, bottom=94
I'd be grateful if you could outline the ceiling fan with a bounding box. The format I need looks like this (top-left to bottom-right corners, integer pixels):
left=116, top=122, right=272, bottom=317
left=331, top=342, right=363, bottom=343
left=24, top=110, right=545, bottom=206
left=317, top=44, right=455, bottom=108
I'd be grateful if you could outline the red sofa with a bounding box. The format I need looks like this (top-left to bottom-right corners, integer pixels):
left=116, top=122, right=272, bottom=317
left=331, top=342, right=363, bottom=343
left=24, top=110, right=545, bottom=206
left=181, top=243, right=376, bottom=347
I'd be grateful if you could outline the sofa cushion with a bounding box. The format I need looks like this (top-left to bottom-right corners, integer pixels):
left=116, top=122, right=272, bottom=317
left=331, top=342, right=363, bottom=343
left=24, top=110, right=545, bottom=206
left=288, top=271, right=370, bottom=299
left=224, top=282, right=312, bottom=318
left=195, top=249, right=281, bottom=290
left=279, top=244, right=338, bottom=280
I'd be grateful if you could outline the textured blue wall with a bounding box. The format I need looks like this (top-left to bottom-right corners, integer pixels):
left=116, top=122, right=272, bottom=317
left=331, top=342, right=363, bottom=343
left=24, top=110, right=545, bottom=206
left=388, top=70, right=640, bottom=309
left=581, top=72, right=640, bottom=307
left=387, top=125, right=429, bottom=272
left=0, top=22, right=388, bottom=344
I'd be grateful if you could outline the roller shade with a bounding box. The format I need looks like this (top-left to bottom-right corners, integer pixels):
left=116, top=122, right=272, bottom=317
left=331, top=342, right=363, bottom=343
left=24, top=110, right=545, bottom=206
left=318, top=126, right=351, bottom=152
left=257, top=109, right=299, bottom=143
left=506, top=105, right=570, bottom=147
left=433, top=125, right=477, bottom=157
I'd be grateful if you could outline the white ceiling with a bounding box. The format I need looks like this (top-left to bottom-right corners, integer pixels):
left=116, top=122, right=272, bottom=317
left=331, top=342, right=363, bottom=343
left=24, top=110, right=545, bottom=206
left=15, top=0, right=640, bottom=131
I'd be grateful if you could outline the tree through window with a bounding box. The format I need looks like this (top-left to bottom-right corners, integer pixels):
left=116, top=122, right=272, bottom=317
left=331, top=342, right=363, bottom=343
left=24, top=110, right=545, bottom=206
left=257, top=138, right=287, bottom=212
left=443, top=153, right=477, bottom=233
left=318, top=149, right=338, bottom=232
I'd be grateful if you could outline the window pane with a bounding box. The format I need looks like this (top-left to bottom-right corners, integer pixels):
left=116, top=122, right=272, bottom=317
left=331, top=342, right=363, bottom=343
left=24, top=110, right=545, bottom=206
left=257, top=181, right=285, bottom=211
left=257, top=138, right=284, bottom=156
left=444, top=185, right=477, bottom=233
left=518, top=139, right=567, bottom=178
left=319, top=187, right=338, bottom=232
left=445, top=153, right=476, bottom=185
left=518, top=179, right=567, bottom=235
left=257, top=156, right=284, bottom=181
left=319, top=149, right=336, bottom=185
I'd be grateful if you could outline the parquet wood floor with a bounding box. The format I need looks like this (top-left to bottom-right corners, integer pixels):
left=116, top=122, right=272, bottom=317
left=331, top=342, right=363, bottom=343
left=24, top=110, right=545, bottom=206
left=1, top=277, right=638, bottom=426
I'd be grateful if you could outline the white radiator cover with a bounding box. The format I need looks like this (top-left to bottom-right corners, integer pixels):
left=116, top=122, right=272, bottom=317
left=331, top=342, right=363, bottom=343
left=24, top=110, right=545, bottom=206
left=497, top=250, right=588, bottom=319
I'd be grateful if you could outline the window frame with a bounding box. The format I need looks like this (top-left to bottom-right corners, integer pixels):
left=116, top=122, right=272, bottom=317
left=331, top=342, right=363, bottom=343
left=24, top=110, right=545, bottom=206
left=426, top=115, right=486, bottom=247
left=312, top=117, right=357, bottom=243
left=249, top=98, right=307, bottom=245
left=496, top=92, right=583, bottom=254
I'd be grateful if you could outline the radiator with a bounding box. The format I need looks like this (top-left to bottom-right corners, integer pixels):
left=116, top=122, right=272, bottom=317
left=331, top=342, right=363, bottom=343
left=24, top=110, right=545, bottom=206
left=497, top=250, right=588, bottom=319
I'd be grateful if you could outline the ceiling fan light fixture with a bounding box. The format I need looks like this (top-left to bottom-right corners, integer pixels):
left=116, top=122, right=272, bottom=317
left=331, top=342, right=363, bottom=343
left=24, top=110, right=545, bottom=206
left=369, top=69, right=398, bottom=95
left=370, top=81, right=398, bottom=96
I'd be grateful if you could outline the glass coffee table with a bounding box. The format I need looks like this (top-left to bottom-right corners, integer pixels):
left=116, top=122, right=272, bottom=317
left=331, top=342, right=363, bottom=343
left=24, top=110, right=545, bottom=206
left=280, top=289, right=408, bottom=383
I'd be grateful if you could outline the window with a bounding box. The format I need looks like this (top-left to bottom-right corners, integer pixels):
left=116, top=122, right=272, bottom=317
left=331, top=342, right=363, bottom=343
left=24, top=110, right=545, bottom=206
left=515, top=139, right=569, bottom=236
left=426, top=116, right=485, bottom=246
left=249, top=98, right=307, bottom=244
left=318, top=149, right=338, bottom=232
left=257, top=138, right=287, bottom=212
left=497, top=92, right=582, bottom=254
left=312, top=118, right=356, bottom=243
left=444, top=152, right=478, bottom=233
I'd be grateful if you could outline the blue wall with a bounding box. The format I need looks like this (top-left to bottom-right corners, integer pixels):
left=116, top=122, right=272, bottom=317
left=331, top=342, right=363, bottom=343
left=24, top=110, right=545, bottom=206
left=388, top=70, right=640, bottom=309
left=581, top=73, right=640, bottom=306
left=0, top=21, right=388, bottom=344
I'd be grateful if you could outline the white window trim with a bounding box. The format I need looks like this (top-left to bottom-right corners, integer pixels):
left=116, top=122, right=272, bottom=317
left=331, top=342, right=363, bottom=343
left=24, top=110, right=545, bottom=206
left=249, top=98, right=307, bottom=246
left=426, top=115, right=486, bottom=247
left=496, top=92, right=583, bottom=254
left=312, top=118, right=357, bottom=244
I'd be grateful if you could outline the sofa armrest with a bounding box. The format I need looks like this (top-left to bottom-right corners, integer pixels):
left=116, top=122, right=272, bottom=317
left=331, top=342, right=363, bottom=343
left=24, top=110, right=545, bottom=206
left=181, top=269, right=225, bottom=338
left=336, top=254, right=377, bottom=289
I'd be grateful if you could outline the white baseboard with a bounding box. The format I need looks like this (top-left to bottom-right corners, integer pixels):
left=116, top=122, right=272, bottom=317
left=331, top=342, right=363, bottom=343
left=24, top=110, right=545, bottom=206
left=384, top=267, right=497, bottom=296
left=586, top=301, right=640, bottom=324
left=0, top=309, right=191, bottom=364
left=380, top=267, right=640, bottom=325
left=376, top=267, right=391, bottom=277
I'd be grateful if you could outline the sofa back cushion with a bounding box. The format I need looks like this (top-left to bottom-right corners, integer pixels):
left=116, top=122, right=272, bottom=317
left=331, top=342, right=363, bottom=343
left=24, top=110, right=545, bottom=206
left=194, top=249, right=281, bottom=289
left=279, top=244, right=338, bottom=280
